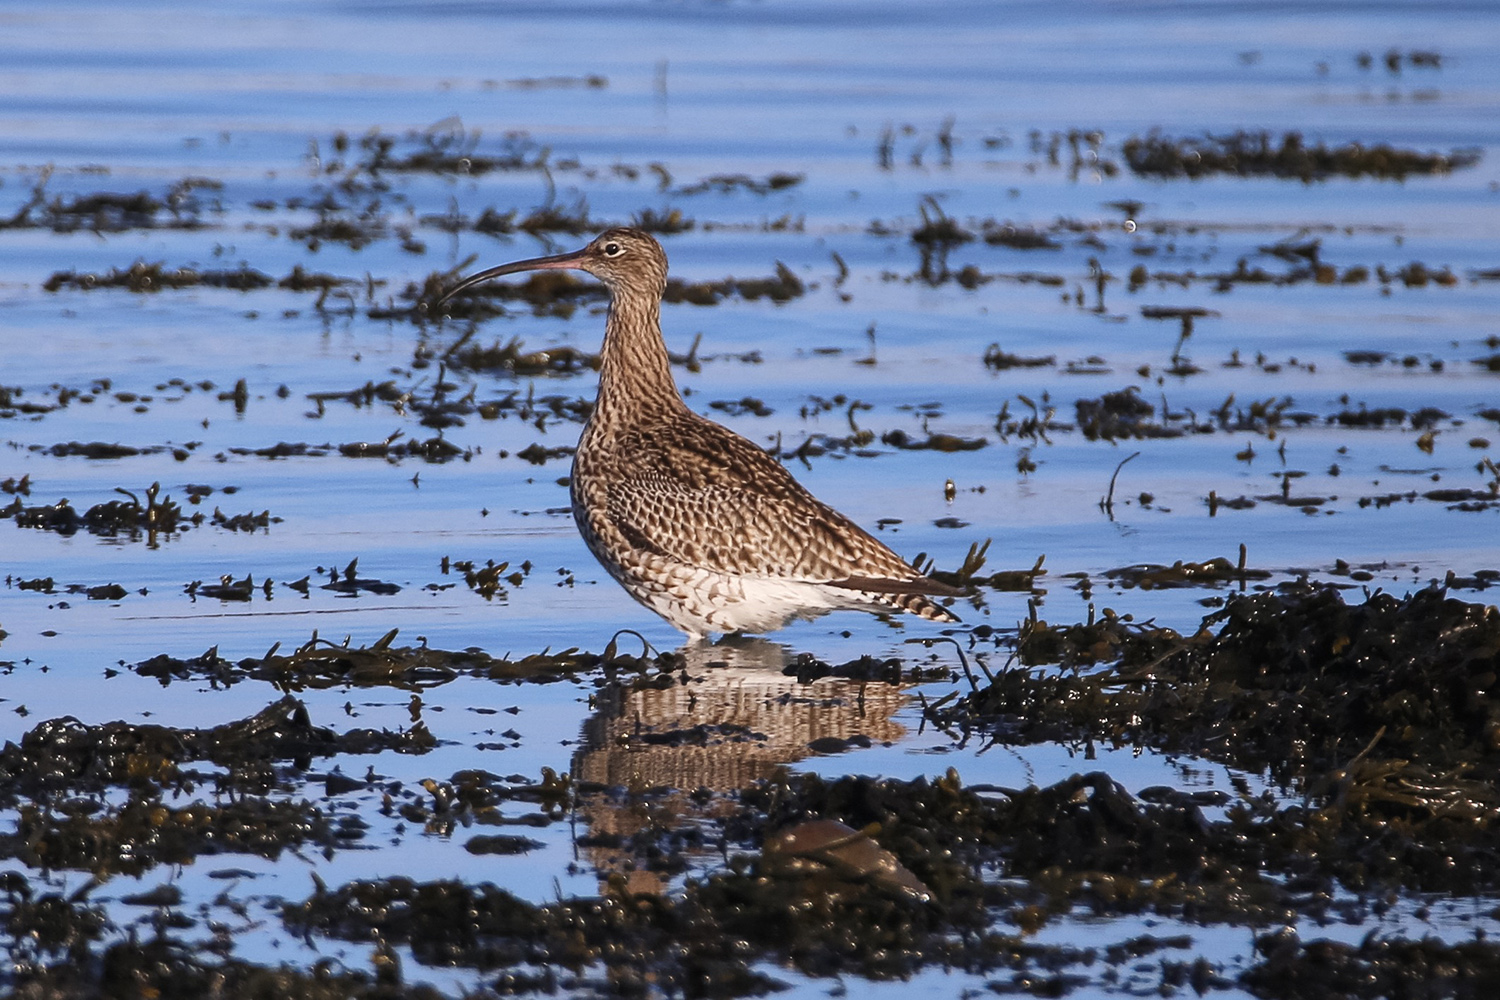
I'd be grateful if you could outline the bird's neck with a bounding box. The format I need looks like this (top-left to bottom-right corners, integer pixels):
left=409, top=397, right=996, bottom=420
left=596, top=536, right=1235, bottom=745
left=594, top=291, right=684, bottom=424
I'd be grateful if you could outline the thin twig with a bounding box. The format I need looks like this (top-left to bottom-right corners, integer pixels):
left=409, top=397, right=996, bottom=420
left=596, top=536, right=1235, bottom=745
left=1100, top=451, right=1141, bottom=519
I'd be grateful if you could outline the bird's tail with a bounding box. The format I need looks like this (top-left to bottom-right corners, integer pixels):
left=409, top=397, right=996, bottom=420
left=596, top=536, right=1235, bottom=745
left=886, top=590, right=962, bottom=623
left=827, top=575, right=963, bottom=623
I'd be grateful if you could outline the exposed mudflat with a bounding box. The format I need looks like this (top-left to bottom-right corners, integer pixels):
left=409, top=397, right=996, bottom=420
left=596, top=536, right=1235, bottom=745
left=2, top=2, right=1500, bottom=997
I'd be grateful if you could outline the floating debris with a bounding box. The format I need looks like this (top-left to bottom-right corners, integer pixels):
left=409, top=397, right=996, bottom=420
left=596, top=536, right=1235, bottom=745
left=880, top=428, right=988, bottom=452
left=983, top=345, right=1056, bottom=370
left=320, top=558, right=401, bottom=597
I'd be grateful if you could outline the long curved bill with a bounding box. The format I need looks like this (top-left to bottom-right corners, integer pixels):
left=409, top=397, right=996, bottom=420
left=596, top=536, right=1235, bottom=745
left=436, top=246, right=590, bottom=306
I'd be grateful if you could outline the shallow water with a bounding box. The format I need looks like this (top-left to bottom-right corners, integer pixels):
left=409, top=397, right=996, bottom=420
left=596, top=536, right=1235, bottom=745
left=3, top=1, right=1500, bottom=996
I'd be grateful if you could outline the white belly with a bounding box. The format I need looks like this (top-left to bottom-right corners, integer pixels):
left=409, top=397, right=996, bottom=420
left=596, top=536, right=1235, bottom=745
left=601, top=555, right=885, bottom=638
left=649, top=573, right=883, bottom=637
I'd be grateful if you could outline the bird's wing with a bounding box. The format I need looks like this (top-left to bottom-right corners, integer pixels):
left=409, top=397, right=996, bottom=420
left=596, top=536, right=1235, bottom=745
left=598, top=415, right=944, bottom=587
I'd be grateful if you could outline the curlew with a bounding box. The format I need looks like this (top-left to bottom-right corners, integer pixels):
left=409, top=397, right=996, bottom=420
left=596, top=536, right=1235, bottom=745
left=439, top=228, right=961, bottom=639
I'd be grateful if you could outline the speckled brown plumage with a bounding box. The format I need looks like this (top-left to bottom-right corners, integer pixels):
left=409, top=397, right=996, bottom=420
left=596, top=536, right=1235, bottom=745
left=442, top=228, right=961, bottom=638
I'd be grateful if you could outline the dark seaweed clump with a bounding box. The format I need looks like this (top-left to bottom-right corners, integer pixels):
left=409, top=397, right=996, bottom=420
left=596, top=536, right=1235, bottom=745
left=0, top=696, right=432, bottom=876
left=355, top=125, right=549, bottom=176
left=8, top=760, right=1500, bottom=998
left=3, top=483, right=277, bottom=544
left=4, top=483, right=184, bottom=540
left=2, top=176, right=218, bottom=233
left=43, top=262, right=369, bottom=296
left=1075, top=387, right=1187, bottom=440
left=1122, top=130, right=1481, bottom=181
left=963, top=584, right=1500, bottom=778
left=4, top=595, right=1500, bottom=996
left=132, top=630, right=619, bottom=691
left=43, top=261, right=272, bottom=293
left=0, top=927, right=452, bottom=1000
left=941, top=584, right=1500, bottom=893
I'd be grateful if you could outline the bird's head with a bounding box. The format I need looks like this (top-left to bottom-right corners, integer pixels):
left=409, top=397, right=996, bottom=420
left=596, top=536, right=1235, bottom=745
left=437, top=227, right=668, bottom=305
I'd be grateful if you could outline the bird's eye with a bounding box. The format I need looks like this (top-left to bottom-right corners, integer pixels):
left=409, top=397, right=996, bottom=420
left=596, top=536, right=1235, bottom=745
left=602, top=241, right=623, bottom=257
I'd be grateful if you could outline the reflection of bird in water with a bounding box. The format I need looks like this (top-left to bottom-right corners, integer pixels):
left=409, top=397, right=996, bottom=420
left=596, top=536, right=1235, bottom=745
left=576, top=636, right=907, bottom=790
left=440, top=228, right=961, bottom=639
left=570, top=635, right=912, bottom=895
